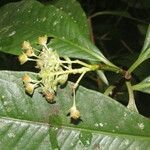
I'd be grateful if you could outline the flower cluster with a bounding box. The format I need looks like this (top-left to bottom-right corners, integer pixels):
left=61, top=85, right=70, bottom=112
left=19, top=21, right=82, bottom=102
left=18, top=35, right=97, bottom=120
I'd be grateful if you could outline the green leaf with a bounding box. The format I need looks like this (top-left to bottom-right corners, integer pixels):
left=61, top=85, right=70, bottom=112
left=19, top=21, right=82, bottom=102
left=49, top=38, right=109, bottom=64
left=0, top=118, right=51, bottom=149
left=128, top=24, right=150, bottom=73
left=97, top=70, right=109, bottom=85
left=51, top=0, right=109, bottom=84
left=0, top=71, right=150, bottom=149
left=52, top=0, right=90, bottom=38
left=132, top=76, right=150, bottom=94
left=0, top=0, right=113, bottom=65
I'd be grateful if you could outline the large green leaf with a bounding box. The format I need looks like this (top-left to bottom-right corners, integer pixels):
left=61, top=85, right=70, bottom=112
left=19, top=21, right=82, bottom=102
left=0, top=0, right=113, bottom=65
left=0, top=71, right=150, bottom=149
left=128, top=24, right=150, bottom=73
left=132, top=76, right=150, bottom=94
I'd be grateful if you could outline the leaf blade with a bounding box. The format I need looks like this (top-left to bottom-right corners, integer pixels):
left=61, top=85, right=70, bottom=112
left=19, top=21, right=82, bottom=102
left=132, top=76, right=150, bottom=94
left=0, top=117, right=51, bottom=149
left=0, top=71, right=150, bottom=149
left=128, top=24, right=150, bottom=73
left=0, top=0, right=111, bottom=65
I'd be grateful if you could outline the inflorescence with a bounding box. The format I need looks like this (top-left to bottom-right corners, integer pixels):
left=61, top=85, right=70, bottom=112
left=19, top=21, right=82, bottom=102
left=18, top=35, right=99, bottom=120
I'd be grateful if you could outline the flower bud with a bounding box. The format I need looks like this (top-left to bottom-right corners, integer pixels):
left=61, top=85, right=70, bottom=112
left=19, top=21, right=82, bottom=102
left=38, top=35, right=47, bottom=46
left=25, top=83, right=35, bottom=95
left=22, top=41, right=32, bottom=50
left=36, top=60, right=43, bottom=68
left=57, top=74, right=68, bottom=85
left=22, top=74, right=32, bottom=84
left=69, top=106, right=80, bottom=120
left=25, top=48, right=35, bottom=57
left=43, top=90, right=55, bottom=102
left=18, top=53, right=28, bottom=65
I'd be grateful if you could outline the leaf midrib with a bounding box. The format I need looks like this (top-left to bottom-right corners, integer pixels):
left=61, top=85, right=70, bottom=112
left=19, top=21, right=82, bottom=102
left=1, top=117, right=150, bottom=140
